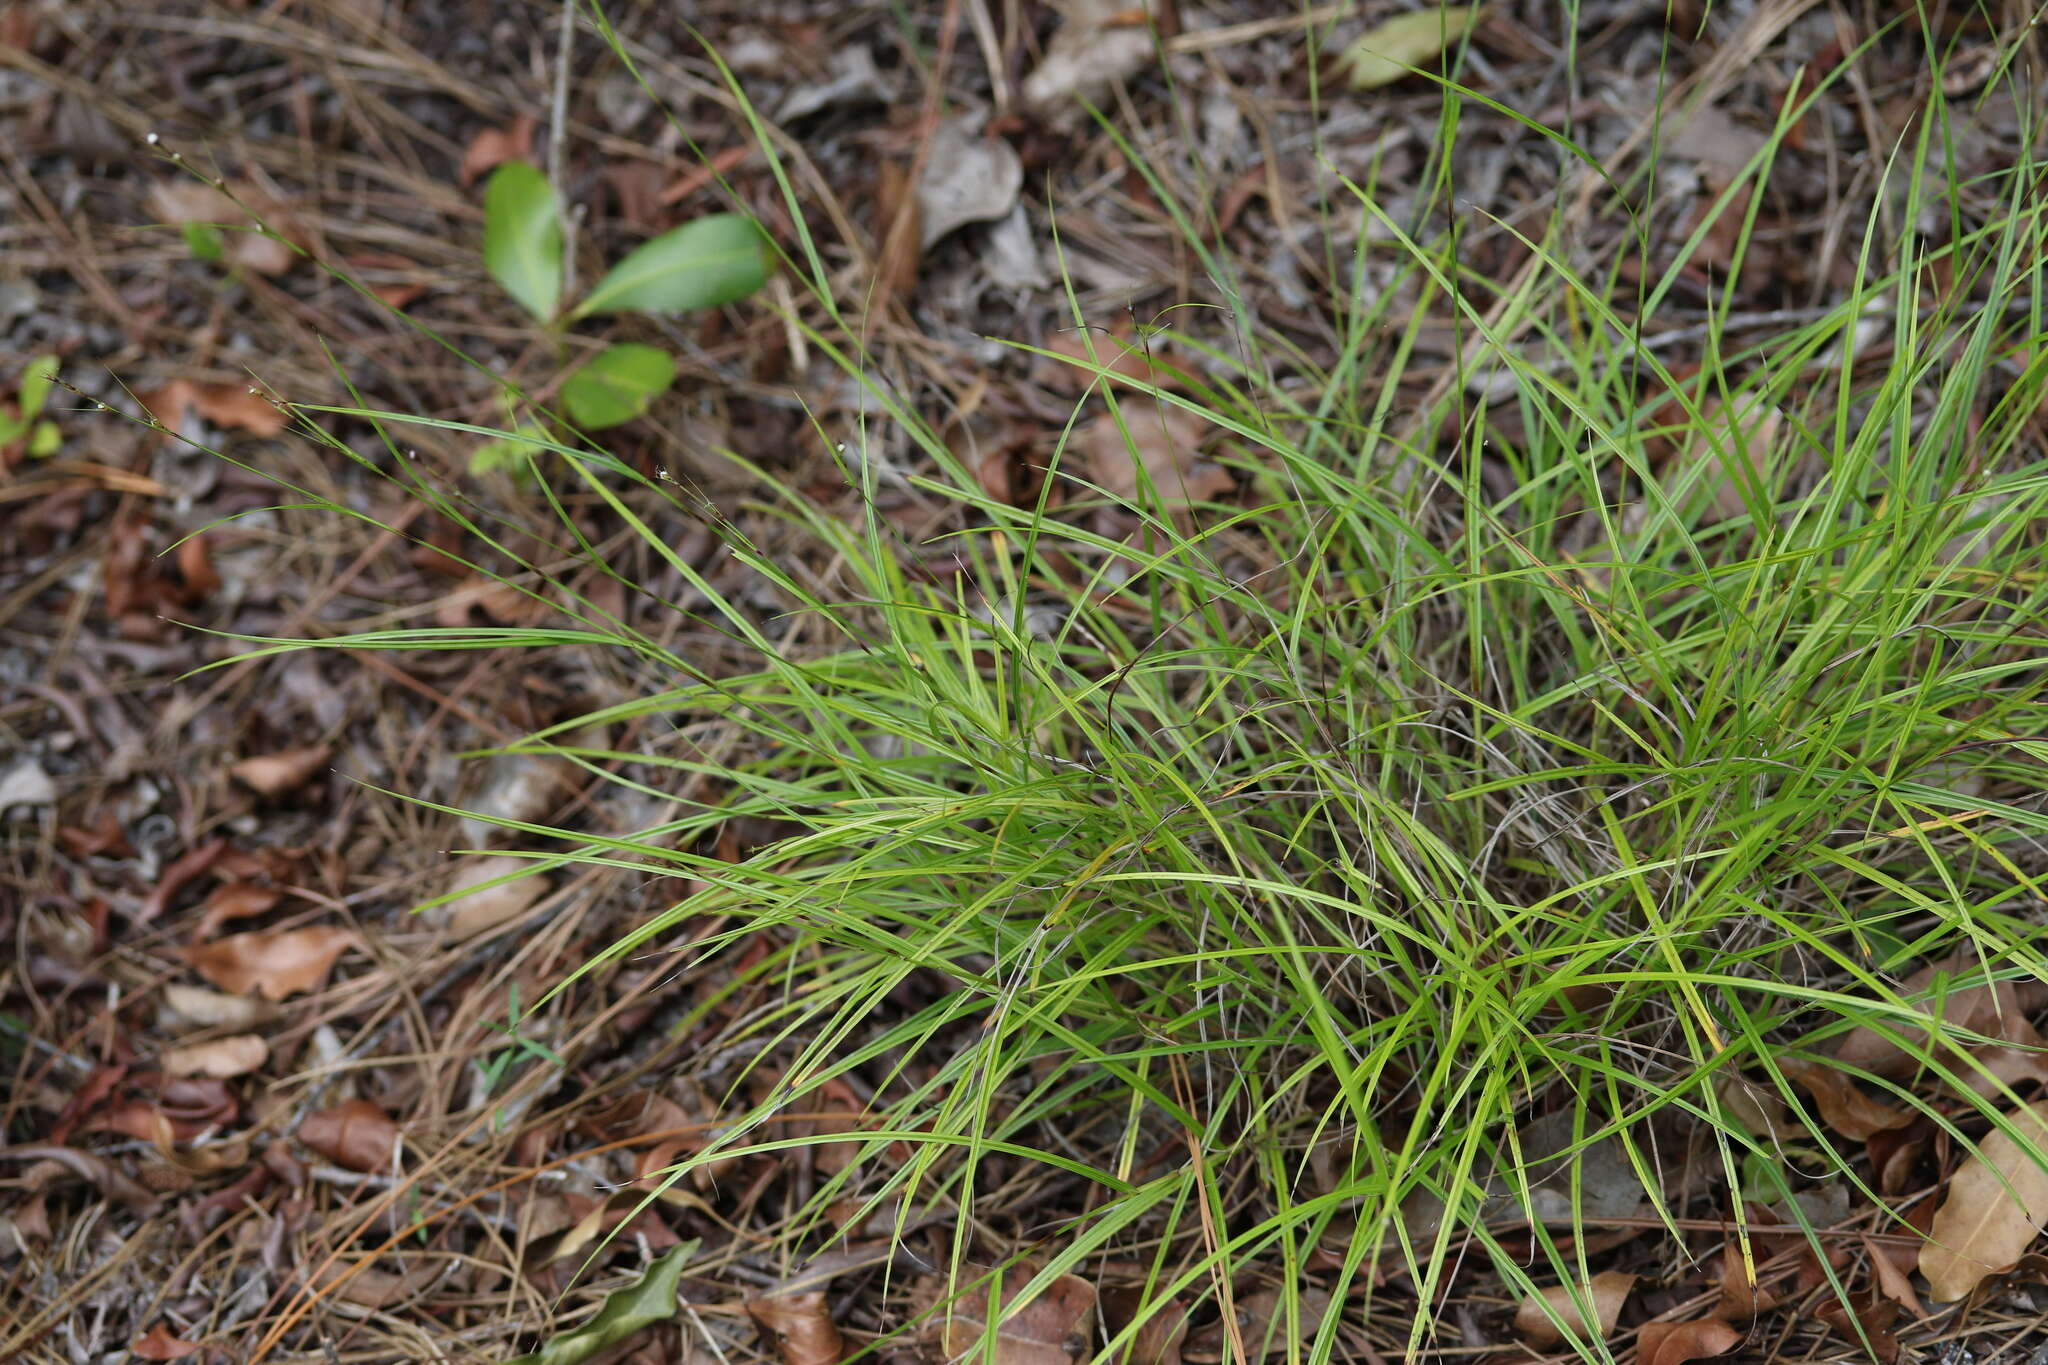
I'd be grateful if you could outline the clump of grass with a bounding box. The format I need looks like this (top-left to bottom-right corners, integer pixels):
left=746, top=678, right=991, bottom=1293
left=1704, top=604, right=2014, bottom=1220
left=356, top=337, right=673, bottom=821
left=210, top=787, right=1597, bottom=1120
left=205, top=11, right=2048, bottom=1362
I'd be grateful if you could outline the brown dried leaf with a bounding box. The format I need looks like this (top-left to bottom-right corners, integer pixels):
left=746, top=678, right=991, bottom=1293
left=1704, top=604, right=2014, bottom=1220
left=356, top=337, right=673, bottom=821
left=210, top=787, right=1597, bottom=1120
left=142, top=379, right=292, bottom=439
left=131, top=1323, right=204, bottom=1360
left=229, top=744, right=331, bottom=797
left=0, top=1144, right=161, bottom=1212
left=1780, top=1059, right=1916, bottom=1140
left=1635, top=1318, right=1742, bottom=1365
left=1514, top=1271, right=1635, bottom=1346
left=162, top=1034, right=267, bottom=1079
left=1225, top=1286, right=1332, bottom=1361
left=459, top=113, right=537, bottom=188
left=298, top=1098, right=401, bottom=1172
left=183, top=925, right=358, bottom=1000
left=430, top=855, right=551, bottom=941
left=1837, top=952, right=2048, bottom=1079
left=145, top=180, right=297, bottom=275
left=1921, top=1099, right=2048, bottom=1301
left=748, top=1290, right=844, bottom=1365
left=1815, top=1291, right=1900, bottom=1364
left=1076, top=400, right=1231, bottom=507
left=1100, top=1289, right=1187, bottom=1365
left=940, top=1263, right=1098, bottom=1365
left=193, top=880, right=282, bottom=941
left=1860, top=1235, right=1924, bottom=1319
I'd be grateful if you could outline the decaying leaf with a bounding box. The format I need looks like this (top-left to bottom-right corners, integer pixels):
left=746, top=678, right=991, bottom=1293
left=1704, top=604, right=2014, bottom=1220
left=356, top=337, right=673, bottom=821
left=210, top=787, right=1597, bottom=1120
left=1513, top=1271, right=1635, bottom=1347
left=298, top=1098, right=401, bottom=1172
left=229, top=744, right=331, bottom=798
left=130, top=1323, right=204, bottom=1360
left=1836, top=951, right=2048, bottom=1080
left=1635, top=1318, right=1742, bottom=1365
left=162, top=1034, right=267, bottom=1080
left=916, top=115, right=1023, bottom=252
left=1779, top=1059, right=1916, bottom=1141
left=1860, top=1234, right=1924, bottom=1319
left=140, top=379, right=291, bottom=440
left=0, top=1144, right=161, bottom=1213
left=193, top=881, right=283, bottom=941
left=1335, top=7, right=1483, bottom=91
left=161, top=983, right=281, bottom=1032
left=183, top=925, right=358, bottom=1000
left=459, top=113, right=538, bottom=188
left=940, top=1263, right=1098, bottom=1365
left=1076, top=400, right=1231, bottom=507
left=1921, top=1099, right=2048, bottom=1301
left=1022, top=0, right=1160, bottom=117
left=1216, top=1286, right=1332, bottom=1361
left=1815, top=1290, right=1901, bottom=1364
left=430, top=855, right=551, bottom=941
left=507, top=1240, right=698, bottom=1365
left=748, top=1289, right=844, bottom=1365
left=147, top=180, right=298, bottom=275
left=1100, top=1289, right=1187, bottom=1365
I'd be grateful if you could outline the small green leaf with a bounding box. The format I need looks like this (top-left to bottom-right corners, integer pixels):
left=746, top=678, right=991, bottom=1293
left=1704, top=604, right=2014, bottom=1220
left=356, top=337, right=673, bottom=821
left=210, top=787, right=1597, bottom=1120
left=573, top=214, right=771, bottom=318
left=182, top=221, right=226, bottom=261
left=561, top=344, right=676, bottom=429
left=28, top=421, right=60, bottom=458
left=1336, top=6, right=1482, bottom=90
left=469, top=416, right=553, bottom=484
left=506, top=1241, right=697, bottom=1365
left=484, top=161, right=564, bottom=322
left=19, top=356, right=57, bottom=421
left=0, top=413, right=23, bottom=446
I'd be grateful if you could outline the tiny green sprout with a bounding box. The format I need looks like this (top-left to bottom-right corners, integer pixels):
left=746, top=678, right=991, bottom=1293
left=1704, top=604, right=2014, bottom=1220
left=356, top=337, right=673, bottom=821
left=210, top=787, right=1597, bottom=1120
left=1, top=355, right=61, bottom=458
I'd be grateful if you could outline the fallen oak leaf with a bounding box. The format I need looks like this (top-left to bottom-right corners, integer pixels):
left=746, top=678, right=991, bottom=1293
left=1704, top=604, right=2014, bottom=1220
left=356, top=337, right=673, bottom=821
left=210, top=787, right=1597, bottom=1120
left=1780, top=1058, right=1917, bottom=1140
left=1514, top=1271, right=1635, bottom=1346
left=1836, top=951, right=2048, bottom=1079
left=748, top=1289, right=844, bottom=1365
left=1920, top=1099, right=2048, bottom=1301
left=1635, top=1318, right=1742, bottom=1365
left=298, top=1099, right=400, bottom=1173
left=183, top=925, right=359, bottom=1000
left=131, top=1323, right=205, bottom=1361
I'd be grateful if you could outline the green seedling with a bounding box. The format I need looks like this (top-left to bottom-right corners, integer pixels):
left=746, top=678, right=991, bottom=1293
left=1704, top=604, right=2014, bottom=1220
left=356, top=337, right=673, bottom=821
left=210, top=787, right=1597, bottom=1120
left=477, top=984, right=566, bottom=1131
left=1, top=355, right=62, bottom=459
left=475, top=158, right=772, bottom=476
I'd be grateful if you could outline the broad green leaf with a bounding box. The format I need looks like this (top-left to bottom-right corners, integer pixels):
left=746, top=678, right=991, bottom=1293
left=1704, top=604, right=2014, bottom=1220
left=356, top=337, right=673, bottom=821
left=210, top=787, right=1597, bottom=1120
left=19, top=355, right=56, bottom=421
left=1336, top=6, right=1482, bottom=90
left=573, top=213, right=770, bottom=318
left=28, top=421, right=60, bottom=458
left=506, top=1240, right=697, bottom=1365
left=484, top=161, right=564, bottom=322
left=561, top=344, right=676, bottom=429
left=182, top=222, right=225, bottom=262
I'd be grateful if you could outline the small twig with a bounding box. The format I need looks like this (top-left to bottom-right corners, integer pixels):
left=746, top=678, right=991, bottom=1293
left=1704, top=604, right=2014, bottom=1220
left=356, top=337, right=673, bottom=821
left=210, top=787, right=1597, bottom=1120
left=549, top=0, right=579, bottom=307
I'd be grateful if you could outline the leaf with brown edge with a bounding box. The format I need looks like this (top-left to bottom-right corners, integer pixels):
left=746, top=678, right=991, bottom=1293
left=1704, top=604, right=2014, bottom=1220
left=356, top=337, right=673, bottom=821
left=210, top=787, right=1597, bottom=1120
left=1635, top=1318, right=1742, bottom=1365
left=298, top=1099, right=400, bottom=1172
left=1921, top=1099, right=2048, bottom=1301
left=1780, top=1059, right=1916, bottom=1140
left=1513, top=1271, right=1634, bottom=1346
left=183, top=925, right=357, bottom=999
left=747, top=1290, right=844, bottom=1365
left=940, top=1263, right=1098, bottom=1365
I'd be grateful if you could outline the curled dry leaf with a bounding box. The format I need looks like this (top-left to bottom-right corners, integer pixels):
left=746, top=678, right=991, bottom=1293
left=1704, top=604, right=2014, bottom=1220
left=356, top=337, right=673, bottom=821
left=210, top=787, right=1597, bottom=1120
left=1076, top=400, right=1231, bottom=507
left=431, top=855, right=551, bottom=941
left=298, top=1098, right=401, bottom=1172
left=229, top=744, right=331, bottom=798
left=748, top=1289, right=844, bottom=1365
left=162, top=1033, right=267, bottom=1079
left=1921, top=1099, right=2048, bottom=1301
left=160, top=983, right=281, bottom=1032
left=184, top=925, right=358, bottom=999
left=1779, top=1059, right=1916, bottom=1140
left=1836, top=951, right=2048, bottom=1079
left=141, top=378, right=292, bottom=440
left=915, top=115, right=1022, bottom=251
left=940, top=1263, right=1098, bottom=1365
left=1513, top=1271, right=1635, bottom=1347
left=0, top=1144, right=161, bottom=1213
left=1023, top=0, right=1159, bottom=117
left=193, top=880, right=282, bottom=941
left=1635, top=1318, right=1742, bottom=1365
